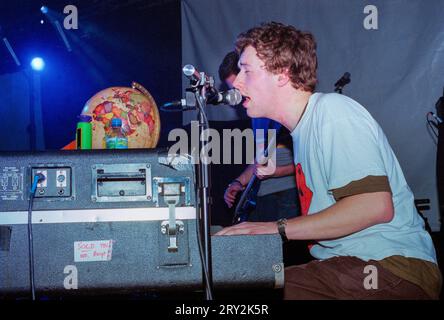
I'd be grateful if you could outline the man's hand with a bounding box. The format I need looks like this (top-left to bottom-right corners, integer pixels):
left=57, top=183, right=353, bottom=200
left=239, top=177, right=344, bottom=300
left=215, top=221, right=278, bottom=236
left=254, top=158, right=277, bottom=180
left=224, top=181, right=244, bottom=208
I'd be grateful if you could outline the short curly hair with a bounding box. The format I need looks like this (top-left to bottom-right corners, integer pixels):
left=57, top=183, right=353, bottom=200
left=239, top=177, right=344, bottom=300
left=235, top=22, right=317, bottom=92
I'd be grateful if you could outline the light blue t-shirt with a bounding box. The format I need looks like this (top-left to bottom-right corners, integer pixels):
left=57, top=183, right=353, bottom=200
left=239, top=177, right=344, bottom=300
left=291, top=92, right=437, bottom=263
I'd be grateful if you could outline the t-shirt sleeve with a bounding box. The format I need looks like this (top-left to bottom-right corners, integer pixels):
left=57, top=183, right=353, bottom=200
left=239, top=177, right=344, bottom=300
left=331, top=175, right=392, bottom=201
left=317, top=100, right=388, bottom=191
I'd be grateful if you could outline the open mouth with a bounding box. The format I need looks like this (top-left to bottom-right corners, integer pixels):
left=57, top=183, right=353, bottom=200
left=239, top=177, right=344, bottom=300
left=242, top=96, right=251, bottom=107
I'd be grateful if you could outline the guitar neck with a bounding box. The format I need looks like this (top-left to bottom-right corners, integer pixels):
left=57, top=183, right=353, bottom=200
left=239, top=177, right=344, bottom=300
left=234, top=174, right=257, bottom=215
left=233, top=126, right=281, bottom=219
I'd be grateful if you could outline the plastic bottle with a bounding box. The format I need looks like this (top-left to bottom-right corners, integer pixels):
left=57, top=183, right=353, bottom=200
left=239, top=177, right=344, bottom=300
left=106, top=118, right=128, bottom=149
left=76, top=115, right=92, bottom=149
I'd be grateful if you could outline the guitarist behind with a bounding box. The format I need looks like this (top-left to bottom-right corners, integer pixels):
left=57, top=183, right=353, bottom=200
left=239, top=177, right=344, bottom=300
left=220, top=51, right=301, bottom=224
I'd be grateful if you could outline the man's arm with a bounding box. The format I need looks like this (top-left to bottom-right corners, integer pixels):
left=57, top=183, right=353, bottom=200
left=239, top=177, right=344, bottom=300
left=285, top=191, right=394, bottom=240
left=275, top=163, right=295, bottom=177
left=217, top=191, right=394, bottom=239
left=256, top=163, right=294, bottom=180
left=236, top=164, right=255, bottom=186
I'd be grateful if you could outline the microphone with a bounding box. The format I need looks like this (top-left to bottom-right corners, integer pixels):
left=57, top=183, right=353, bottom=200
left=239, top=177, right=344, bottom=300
left=334, top=72, right=351, bottom=88
left=182, top=64, right=201, bottom=82
left=207, top=88, right=243, bottom=106
left=162, top=90, right=197, bottom=109
left=162, top=88, right=242, bottom=109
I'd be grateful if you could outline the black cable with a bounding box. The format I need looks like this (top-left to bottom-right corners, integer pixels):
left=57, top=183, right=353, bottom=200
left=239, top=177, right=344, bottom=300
left=28, top=173, right=45, bottom=301
left=159, top=106, right=184, bottom=113
left=195, top=206, right=213, bottom=299
left=160, top=106, right=196, bottom=113
left=196, top=94, right=210, bottom=131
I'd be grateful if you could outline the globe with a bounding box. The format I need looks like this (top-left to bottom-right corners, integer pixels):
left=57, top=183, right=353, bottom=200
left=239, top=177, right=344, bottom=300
left=81, top=83, right=160, bottom=149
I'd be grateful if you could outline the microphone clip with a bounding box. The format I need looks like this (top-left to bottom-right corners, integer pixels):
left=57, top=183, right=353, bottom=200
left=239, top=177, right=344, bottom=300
left=182, top=64, right=215, bottom=89
left=195, top=72, right=214, bottom=89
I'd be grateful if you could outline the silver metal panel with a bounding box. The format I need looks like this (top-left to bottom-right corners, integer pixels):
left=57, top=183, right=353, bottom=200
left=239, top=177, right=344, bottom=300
left=91, top=163, right=152, bottom=203
left=0, top=207, right=197, bottom=225
left=152, top=176, right=191, bottom=206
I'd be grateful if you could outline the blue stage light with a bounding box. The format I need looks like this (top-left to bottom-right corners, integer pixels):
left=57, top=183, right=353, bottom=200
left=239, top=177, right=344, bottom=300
left=40, top=6, right=48, bottom=14
left=30, top=57, right=45, bottom=71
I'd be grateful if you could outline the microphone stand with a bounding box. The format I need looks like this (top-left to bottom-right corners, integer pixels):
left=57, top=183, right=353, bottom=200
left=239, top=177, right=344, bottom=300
left=186, top=80, right=214, bottom=300
left=196, top=89, right=213, bottom=300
